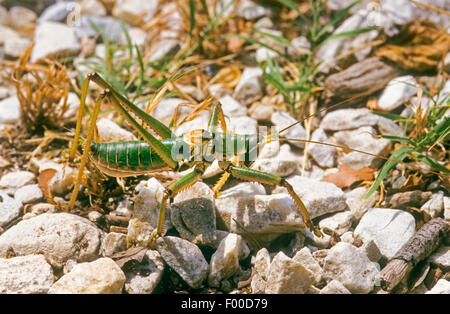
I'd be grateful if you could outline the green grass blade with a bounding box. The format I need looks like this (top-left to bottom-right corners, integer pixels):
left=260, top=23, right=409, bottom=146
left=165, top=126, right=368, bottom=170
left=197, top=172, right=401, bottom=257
left=120, top=20, right=134, bottom=59
left=366, top=145, right=412, bottom=199
left=135, top=43, right=145, bottom=98
left=372, top=110, right=408, bottom=121
left=317, top=27, right=375, bottom=48
left=252, top=29, right=292, bottom=47
left=411, top=151, right=450, bottom=174
left=316, top=0, right=362, bottom=40
left=189, top=0, right=196, bottom=38
left=381, top=135, right=415, bottom=145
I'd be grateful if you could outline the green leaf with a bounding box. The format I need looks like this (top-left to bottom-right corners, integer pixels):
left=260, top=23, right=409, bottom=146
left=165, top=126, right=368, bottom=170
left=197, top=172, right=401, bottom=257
left=366, top=145, right=412, bottom=199
left=411, top=152, right=450, bottom=174
left=252, top=29, right=292, bottom=47
left=372, top=110, right=408, bottom=121
left=315, top=0, right=362, bottom=40
left=381, top=135, right=415, bottom=145
left=120, top=20, right=134, bottom=60
left=135, top=43, right=145, bottom=97
left=317, top=27, right=375, bottom=48
left=189, top=0, right=196, bottom=38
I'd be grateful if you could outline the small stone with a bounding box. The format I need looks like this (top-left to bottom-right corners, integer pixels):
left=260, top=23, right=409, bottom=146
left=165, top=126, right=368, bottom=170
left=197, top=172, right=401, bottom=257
left=254, top=248, right=271, bottom=280
left=0, top=170, right=35, bottom=189
left=156, top=236, right=209, bottom=289
left=428, top=246, right=449, bottom=270
left=87, top=211, right=102, bottom=223
left=74, top=16, right=126, bottom=44
left=61, top=92, right=81, bottom=120
left=334, top=126, right=391, bottom=170
left=31, top=22, right=81, bottom=63
left=308, top=128, right=336, bottom=168
left=150, top=98, right=190, bottom=126
left=0, top=191, right=22, bottom=227
left=219, top=95, right=247, bottom=117
left=9, top=6, right=37, bottom=31
left=96, top=118, right=136, bottom=142
left=14, top=184, right=43, bottom=204
left=112, top=0, right=159, bottom=26
left=285, top=175, right=348, bottom=219
left=271, top=111, right=306, bottom=148
left=101, top=232, right=127, bottom=257
left=346, top=186, right=379, bottom=221
left=444, top=197, right=450, bottom=220
left=354, top=208, right=416, bottom=259
left=124, top=249, right=164, bottom=294
left=377, top=75, right=418, bottom=111
left=128, top=27, right=147, bottom=46
left=320, top=280, right=351, bottom=294
left=265, top=252, right=314, bottom=294
left=81, top=0, right=107, bottom=16
left=287, top=36, right=311, bottom=58
left=171, top=182, right=216, bottom=245
left=361, top=240, right=383, bottom=263
left=148, top=38, right=181, bottom=62
left=30, top=203, right=57, bottom=215
left=256, top=46, right=279, bottom=64
left=208, top=233, right=242, bottom=287
left=38, top=1, right=77, bottom=23
left=0, top=6, right=10, bottom=25
left=0, top=25, right=19, bottom=46
left=217, top=191, right=307, bottom=244
left=4, top=36, right=31, bottom=58
left=248, top=102, right=273, bottom=121
left=322, top=242, right=379, bottom=294
left=421, top=191, right=444, bottom=218
left=377, top=116, right=404, bottom=137
left=0, top=96, right=21, bottom=124
left=425, top=279, right=450, bottom=294
left=251, top=142, right=301, bottom=177
left=0, top=213, right=104, bottom=268
left=319, top=211, right=353, bottom=236
left=0, top=254, right=54, bottom=294
left=233, top=67, right=263, bottom=106
left=251, top=248, right=271, bottom=293
left=227, top=116, right=258, bottom=135
left=340, top=231, right=354, bottom=244
left=128, top=178, right=170, bottom=247
left=320, top=108, right=379, bottom=131
left=292, top=247, right=323, bottom=285
left=237, top=0, right=272, bottom=20
left=48, top=258, right=126, bottom=294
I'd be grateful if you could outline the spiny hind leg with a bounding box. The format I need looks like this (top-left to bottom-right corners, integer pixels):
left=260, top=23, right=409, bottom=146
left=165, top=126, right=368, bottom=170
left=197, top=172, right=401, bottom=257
left=219, top=163, right=323, bottom=237
left=149, top=165, right=205, bottom=248
left=68, top=90, right=109, bottom=209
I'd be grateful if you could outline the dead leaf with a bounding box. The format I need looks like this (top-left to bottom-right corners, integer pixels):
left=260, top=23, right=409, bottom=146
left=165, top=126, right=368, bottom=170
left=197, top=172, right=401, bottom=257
left=323, top=165, right=375, bottom=188
left=375, top=20, right=450, bottom=72
left=38, top=168, right=57, bottom=199
left=111, top=246, right=147, bottom=268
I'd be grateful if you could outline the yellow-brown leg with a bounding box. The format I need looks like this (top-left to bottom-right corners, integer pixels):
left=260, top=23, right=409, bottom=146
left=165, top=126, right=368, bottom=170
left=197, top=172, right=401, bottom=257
left=68, top=91, right=107, bottom=209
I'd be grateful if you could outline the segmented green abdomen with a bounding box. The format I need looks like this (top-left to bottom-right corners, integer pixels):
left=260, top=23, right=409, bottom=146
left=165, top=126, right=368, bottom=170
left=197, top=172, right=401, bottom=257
left=90, top=140, right=172, bottom=171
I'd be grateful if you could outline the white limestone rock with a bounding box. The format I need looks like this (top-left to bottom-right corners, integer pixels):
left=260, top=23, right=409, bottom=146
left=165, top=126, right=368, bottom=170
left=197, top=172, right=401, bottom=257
left=0, top=254, right=54, bottom=294
left=48, top=257, right=126, bottom=294
left=354, top=208, right=416, bottom=259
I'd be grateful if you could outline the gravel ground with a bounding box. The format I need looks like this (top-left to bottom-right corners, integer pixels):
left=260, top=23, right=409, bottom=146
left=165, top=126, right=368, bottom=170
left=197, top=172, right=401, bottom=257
left=0, top=0, right=448, bottom=295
